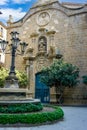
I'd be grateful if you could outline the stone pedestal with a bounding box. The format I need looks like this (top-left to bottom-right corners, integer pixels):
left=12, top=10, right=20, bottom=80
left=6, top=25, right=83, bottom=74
left=4, top=75, right=19, bottom=88
left=0, top=88, right=32, bottom=100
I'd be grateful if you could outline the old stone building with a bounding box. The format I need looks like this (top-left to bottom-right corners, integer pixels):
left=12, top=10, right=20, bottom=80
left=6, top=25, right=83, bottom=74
left=6, top=0, right=87, bottom=104
left=0, top=22, right=7, bottom=66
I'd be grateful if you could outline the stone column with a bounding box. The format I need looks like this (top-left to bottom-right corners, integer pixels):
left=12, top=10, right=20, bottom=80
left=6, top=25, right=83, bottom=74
left=26, top=59, right=34, bottom=89
left=26, top=60, right=30, bottom=89
left=29, top=60, right=33, bottom=89
left=25, top=58, right=34, bottom=98
left=46, top=30, right=56, bottom=47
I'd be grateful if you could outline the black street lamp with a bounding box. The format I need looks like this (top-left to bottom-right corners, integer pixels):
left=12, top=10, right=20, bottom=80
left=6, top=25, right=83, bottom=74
left=0, top=31, right=28, bottom=88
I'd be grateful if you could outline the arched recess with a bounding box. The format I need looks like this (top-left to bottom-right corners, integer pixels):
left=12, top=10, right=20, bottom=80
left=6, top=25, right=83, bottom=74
left=35, top=72, right=50, bottom=103
left=38, top=36, right=47, bottom=52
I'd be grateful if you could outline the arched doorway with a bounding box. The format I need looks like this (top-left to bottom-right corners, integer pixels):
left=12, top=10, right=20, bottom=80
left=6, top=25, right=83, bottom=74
left=35, top=73, right=50, bottom=103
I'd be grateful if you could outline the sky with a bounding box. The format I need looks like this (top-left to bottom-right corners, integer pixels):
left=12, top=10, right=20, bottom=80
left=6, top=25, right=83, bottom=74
left=0, top=0, right=86, bottom=25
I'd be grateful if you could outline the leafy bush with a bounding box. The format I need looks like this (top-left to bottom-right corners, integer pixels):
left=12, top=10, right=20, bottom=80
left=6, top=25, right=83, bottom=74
left=0, top=67, right=8, bottom=87
left=16, top=70, right=28, bottom=87
left=0, top=67, right=28, bottom=88
left=0, top=103, right=43, bottom=113
left=0, top=107, right=64, bottom=125
left=82, top=75, right=87, bottom=85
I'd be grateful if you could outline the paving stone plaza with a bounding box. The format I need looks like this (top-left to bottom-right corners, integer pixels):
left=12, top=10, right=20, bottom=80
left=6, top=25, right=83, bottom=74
left=0, top=107, right=87, bottom=130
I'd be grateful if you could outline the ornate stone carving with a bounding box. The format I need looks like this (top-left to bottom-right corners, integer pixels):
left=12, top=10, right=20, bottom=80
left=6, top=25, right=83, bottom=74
left=38, top=38, right=46, bottom=52
left=38, top=36, right=47, bottom=52
left=37, top=57, right=47, bottom=72
left=37, top=12, right=50, bottom=26
left=23, top=47, right=35, bottom=61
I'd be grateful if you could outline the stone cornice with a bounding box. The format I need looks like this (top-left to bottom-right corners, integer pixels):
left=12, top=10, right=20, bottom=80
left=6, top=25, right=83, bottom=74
left=30, top=33, right=39, bottom=38
left=23, top=56, right=35, bottom=61
left=46, top=30, right=56, bottom=35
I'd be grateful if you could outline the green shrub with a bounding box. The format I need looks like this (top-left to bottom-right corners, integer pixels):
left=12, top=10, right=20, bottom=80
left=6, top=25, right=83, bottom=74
left=0, top=107, right=64, bottom=125
left=0, top=67, right=28, bottom=88
left=0, top=103, right=43, bottom=113
left=16, top=70, right=28, bottom=87
left=82, top=75, right=87, bottom=85
left=0, top=67, right=8, bottom=87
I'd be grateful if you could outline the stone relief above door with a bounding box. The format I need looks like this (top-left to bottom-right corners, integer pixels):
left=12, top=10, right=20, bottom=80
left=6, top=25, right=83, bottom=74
left=36, top=56, right=48, bottom=72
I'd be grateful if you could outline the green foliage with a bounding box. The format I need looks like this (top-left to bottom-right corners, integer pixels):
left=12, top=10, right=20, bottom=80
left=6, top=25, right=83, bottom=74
left=0, top=67, right=28, bottom=88
left=0, top=107, right=64, bottom=124
left=16, top=70, right=28, bottom=87
left=82, top=75, right=87, bottom=85
left=0, top=103, right=43, bottom=113
left=40, top=59, right=79, bottom=88
left=0, top=67, right=8, bottom=87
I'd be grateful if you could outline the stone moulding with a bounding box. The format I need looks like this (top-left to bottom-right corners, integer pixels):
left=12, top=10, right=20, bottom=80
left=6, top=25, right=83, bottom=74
left=39, top=28, right=46, bottom=32
left=46, top=30, right=56, bottom=35
left=23, top=56, right=35, bottom=61
left=30, top=33, right=39, bottom=38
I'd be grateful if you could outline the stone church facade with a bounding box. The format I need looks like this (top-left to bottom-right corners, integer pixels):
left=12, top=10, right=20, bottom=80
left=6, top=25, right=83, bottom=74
left=6, top=0, right=87, bottom=104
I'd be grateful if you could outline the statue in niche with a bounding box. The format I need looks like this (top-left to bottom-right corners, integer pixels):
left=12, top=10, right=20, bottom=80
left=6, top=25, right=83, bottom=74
left=38, top=38, right=46, bottom=52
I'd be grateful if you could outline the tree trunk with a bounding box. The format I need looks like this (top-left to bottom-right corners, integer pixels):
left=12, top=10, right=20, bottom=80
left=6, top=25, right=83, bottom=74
left=55, top=83, right=64, bottom=104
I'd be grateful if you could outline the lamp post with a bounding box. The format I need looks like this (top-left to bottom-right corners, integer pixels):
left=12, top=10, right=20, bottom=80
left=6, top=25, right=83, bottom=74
left=0, top=31, right=28, bottom=88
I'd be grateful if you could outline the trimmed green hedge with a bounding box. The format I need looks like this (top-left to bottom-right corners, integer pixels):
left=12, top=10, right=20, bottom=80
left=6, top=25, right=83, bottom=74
left=0, top=107, right=64, bottom=125
left=0, top=103, right=43, bottom=113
